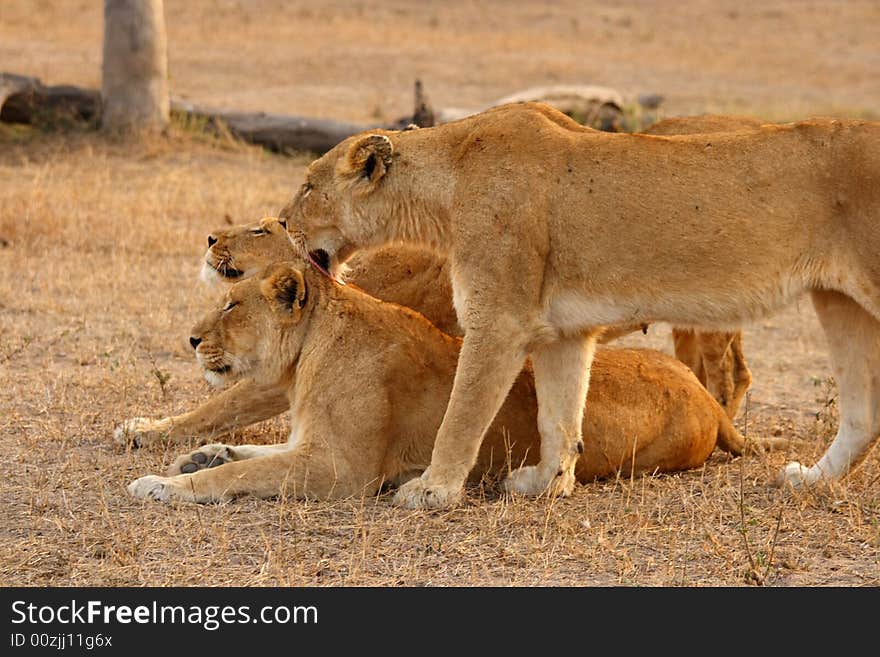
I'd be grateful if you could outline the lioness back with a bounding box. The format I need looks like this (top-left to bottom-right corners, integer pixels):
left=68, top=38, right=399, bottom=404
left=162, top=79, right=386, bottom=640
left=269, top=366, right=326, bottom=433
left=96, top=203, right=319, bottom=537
left=643, top=115, right=763, bottom=136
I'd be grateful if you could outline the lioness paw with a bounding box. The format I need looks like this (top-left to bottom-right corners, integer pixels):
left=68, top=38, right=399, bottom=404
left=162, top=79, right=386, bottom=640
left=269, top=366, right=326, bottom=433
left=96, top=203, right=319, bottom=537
left=504, top=465, right=576, bottom=498
left=167, top=444, right=233, bottom=476
left=775, top=461, right=823, bottom=488
left=128, top=475, right=174, bottom=502
left=114, top=417, right=171, bottom=448
left=392, top=475, right=462, bottom=509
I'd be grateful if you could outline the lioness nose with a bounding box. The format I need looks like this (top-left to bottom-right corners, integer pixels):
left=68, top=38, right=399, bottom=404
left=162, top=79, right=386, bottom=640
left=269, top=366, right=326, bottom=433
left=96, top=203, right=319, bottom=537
left=207, top=235, right=217, bottom=247
left=189, top=336, right=202, bottom=350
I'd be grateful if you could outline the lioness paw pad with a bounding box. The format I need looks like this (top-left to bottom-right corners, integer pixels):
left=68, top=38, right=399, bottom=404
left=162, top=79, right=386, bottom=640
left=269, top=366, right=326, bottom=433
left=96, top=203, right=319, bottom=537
left=167, top=444, right=233, bottom=476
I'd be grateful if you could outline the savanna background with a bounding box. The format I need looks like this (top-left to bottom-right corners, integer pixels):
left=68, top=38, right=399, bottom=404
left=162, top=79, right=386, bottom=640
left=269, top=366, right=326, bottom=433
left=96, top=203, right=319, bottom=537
left=1, top=0, right=878, bottom=586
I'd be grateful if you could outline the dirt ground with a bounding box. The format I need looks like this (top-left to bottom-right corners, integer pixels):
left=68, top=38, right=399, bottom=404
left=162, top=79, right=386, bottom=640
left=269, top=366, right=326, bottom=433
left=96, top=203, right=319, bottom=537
left=1, top=1, right=878, bottom=586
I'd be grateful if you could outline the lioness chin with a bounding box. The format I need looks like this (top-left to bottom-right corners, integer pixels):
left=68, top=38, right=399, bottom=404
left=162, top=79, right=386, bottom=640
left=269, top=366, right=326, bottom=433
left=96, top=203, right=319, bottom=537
left=128, top=260, right=757, bottom=504
left=280, top=103, right=880, bottom=508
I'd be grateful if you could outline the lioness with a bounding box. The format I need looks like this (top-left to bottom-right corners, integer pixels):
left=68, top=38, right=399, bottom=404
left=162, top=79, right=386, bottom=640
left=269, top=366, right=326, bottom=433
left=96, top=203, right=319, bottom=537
left=128, top=260, right=754, bottom=504
left=279, top=103, right=880, bottom=507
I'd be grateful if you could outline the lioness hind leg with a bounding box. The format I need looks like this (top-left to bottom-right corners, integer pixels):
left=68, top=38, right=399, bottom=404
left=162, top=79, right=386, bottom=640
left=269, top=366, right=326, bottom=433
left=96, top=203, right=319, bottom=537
left=728, top=333, right=753, bottom=419
left=779, top=290, right=880, bottom=486
left=695, top=331, right=738, bottom=417
left=166, top=443, right=290, bottom=476
left=504, top=335, right=596, bottom=498
left=673, top=328, right=707, bottom=385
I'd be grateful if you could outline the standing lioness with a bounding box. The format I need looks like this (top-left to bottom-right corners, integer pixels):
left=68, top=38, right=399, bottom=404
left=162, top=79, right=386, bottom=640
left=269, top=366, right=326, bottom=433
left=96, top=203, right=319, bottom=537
left=280, top=103, right=880, bottom=508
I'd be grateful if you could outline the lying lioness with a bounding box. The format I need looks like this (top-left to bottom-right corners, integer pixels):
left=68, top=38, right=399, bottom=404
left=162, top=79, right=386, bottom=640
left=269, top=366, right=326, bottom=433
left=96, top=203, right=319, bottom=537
left=281, top=104, right=880, bottom=507
left=128, top=260, right=755, bottom=503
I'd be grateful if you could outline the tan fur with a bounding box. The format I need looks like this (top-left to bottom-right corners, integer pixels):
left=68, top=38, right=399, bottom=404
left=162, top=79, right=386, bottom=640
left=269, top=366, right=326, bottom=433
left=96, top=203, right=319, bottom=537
left=643, top=115, right=763, bottom=417
left=202, top=217, right=637, bottom=344
left=200, top=216, right=460, bottom=334
left=127, top=261, right=751, bottom=504
left=643, top=114, right=763, bottom=135
left=279, top=104, right=880, bottom=506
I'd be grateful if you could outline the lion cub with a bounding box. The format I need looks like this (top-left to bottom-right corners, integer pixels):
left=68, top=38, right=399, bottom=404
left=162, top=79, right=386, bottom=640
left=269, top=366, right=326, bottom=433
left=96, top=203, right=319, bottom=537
left=128, top=259, right=752, bottom=504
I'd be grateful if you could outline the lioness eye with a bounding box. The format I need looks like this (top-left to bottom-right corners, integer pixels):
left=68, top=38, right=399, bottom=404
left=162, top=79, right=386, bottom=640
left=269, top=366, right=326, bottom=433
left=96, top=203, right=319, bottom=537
left=301, top=182, right=312, bottom=198
left=222, top=301, right=238, bottom=312
left=249, top=229, right=266, bottom=236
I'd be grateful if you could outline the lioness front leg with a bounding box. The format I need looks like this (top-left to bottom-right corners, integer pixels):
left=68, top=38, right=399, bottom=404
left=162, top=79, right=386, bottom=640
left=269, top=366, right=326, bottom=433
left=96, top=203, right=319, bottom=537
left=129, top=447, right=354, bottom=503
left=393, top=320, right=528, bottom=509
left=504, top=335, right=595, bottom=497
left=672, top=328, right=706, bottom=386
left=114, top=378, right=289, bottom=447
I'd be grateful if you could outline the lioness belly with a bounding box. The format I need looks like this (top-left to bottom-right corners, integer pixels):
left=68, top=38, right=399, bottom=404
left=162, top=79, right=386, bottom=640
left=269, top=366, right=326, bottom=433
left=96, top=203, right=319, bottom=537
left=546, top=281, right=808, bottom=331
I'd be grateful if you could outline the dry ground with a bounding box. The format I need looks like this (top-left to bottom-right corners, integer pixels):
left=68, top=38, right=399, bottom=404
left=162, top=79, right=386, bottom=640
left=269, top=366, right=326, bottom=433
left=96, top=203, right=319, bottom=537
left=1, top=1, right=879, bottom=586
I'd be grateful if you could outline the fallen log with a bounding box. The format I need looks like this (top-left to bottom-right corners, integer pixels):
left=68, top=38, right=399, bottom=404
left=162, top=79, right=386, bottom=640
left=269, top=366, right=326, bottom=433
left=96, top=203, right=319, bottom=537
left=170, top=98, right=368, bottom=154
left=1, top=72, right=647, bottom=153
left=0, top=73, right=100, bottom=125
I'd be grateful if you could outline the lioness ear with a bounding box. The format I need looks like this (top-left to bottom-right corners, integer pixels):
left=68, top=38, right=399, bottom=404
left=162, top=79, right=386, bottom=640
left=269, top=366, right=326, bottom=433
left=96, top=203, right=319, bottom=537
left=341, top=134, right=393, bottom=183
left=261, top=265, right=307, bottom=314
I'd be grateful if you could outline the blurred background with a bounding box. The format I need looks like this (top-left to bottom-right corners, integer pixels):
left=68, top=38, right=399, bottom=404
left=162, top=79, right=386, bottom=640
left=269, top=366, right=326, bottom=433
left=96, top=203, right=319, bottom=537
left=3, top=0, right=878, bottom=125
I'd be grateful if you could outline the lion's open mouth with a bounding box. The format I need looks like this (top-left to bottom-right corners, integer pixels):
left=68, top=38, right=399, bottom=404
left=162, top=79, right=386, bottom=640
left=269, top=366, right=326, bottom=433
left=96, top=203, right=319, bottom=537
left=207, top=364, right=232, bottom=374
left=308, top=249, right=331, bottom=273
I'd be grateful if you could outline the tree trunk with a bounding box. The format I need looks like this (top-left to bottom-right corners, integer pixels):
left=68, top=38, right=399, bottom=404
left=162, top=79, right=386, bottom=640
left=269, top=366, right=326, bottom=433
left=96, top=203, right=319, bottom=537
left=101, top=0, right=169, bottom=132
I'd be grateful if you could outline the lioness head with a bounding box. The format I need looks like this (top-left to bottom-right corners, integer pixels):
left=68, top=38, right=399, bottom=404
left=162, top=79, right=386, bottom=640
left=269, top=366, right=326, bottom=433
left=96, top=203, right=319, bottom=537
left=279, top=130, right=405, bottom=275
left=201, top=217, right=294, bottom=285
left=189, top=261, right=312, bottom=387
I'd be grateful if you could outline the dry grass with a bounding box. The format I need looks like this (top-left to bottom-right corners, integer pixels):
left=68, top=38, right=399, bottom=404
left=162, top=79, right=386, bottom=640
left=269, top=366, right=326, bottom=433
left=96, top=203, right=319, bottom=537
left=2, top=0, right=879, bottom=586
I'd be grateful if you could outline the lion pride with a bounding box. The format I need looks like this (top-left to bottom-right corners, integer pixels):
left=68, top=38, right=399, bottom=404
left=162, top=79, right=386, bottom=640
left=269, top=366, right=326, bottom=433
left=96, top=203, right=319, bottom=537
left=127, top=260, right=757, bottom=504
left=280, top=103, right=880, bottom=508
